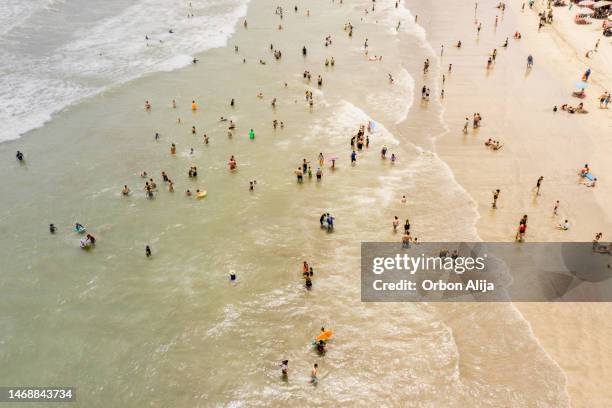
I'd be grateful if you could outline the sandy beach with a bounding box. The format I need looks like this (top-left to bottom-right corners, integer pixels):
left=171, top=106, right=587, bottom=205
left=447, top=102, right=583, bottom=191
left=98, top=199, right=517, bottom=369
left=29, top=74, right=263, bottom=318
left=0, top=0, right=610, bottom=406
left=406, top=0, right=612, bottom=406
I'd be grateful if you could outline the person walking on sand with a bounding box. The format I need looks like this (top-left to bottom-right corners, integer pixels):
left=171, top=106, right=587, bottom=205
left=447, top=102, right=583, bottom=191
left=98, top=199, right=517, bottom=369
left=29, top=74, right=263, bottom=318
left=515, top=215, right=528, bottom=242
left=553, top=200, right=559, bottom=215
left=492, top=189, right=500, bottom=208
left=527, top=54, right=533, bottom=68
left=516, top=222, right=526, bottom=242
left=535, top=176, right=543, bottom=196
left=393, top=216, right=400, bottom=232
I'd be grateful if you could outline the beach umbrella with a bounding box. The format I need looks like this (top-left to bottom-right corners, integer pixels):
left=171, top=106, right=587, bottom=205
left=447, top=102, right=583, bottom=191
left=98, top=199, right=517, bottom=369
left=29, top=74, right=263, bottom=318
left=577, top=7, right=595, bottom=14
left=578, top=0, right=595, bottom=6
left=575, top=81, right=589, bottom=89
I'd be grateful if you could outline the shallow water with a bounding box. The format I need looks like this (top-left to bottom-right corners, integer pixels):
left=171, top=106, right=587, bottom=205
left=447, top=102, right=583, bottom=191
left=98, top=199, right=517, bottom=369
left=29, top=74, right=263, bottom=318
left=0, top=0, right=568, bottom=406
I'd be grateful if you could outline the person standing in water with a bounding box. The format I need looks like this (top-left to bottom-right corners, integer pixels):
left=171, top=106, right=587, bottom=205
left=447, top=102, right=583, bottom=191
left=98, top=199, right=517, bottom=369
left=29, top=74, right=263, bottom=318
left=145, top=245, right=152, bottom=258
left=311, top=363, right=318, bottom=384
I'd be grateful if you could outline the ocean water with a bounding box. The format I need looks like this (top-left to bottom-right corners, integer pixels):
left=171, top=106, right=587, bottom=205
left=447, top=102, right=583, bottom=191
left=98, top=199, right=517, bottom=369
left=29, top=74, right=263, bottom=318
left=0, top=0, right=570, bottom=406
left=0, top=0, right=249, bottom=142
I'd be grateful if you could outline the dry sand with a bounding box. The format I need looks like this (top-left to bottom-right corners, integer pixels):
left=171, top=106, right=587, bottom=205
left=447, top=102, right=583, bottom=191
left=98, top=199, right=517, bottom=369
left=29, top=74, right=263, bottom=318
left=511, top=3, right=612, bottom=407
left=406, top=0, right=611, bottom=406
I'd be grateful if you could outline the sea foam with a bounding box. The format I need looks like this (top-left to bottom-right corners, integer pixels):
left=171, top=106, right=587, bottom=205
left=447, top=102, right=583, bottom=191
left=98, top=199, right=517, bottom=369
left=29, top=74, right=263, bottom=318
left=0, top=0, right=249, bottom=143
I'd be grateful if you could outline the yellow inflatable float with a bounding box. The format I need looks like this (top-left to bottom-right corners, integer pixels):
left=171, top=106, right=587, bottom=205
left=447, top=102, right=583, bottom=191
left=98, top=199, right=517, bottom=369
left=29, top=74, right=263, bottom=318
left=196, top=190, right=207, bottom=198
left=315, top=329, right=333, bottom=341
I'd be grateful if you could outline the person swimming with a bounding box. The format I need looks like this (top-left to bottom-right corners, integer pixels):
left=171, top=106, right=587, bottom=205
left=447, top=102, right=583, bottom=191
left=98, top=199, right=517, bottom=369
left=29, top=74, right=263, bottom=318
left=122, top=185, right=130, bottom=196
left=229, top=270, right=237, bottom=281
